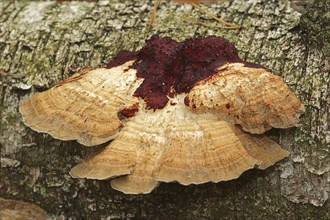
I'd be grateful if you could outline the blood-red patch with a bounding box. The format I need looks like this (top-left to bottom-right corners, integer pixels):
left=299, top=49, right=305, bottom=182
left=107, top=35, right=264, bottom=110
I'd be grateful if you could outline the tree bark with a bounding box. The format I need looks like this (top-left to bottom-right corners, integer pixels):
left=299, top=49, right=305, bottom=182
left=0, top=0, right=329, bottom=219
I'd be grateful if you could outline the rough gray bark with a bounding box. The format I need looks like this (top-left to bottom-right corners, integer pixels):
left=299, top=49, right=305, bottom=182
left=0, top=0, right=329, bottom=219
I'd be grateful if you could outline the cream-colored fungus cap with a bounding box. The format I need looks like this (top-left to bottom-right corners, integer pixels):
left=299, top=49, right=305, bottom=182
left=0, top=198, right=49, bottom=220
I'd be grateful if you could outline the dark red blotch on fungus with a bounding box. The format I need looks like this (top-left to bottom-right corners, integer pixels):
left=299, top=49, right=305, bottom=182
left=119, top=103, right=140, bottom=118
left=106, top=35, right=264, bottom=110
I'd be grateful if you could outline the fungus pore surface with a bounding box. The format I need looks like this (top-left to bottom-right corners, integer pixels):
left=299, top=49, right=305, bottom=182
left=19, top=35, right=304, bottom=194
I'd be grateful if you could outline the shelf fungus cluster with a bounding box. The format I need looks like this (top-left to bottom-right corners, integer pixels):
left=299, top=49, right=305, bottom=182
left=19, top=35, right=304, bottom=194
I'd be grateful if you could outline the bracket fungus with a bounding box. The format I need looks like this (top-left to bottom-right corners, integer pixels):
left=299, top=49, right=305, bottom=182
left=0, top=198, right=49, bottom=220
left=19, top=35, right=304, bottom=194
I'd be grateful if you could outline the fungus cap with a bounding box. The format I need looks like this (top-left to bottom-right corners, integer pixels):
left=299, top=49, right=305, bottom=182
left=0, top=198, right=49, bottom=220
left=19, top=35, right=304, bottom=194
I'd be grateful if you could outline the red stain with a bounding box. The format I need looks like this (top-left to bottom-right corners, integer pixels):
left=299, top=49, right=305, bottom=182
left=119, top=103, right=139, bottom=118
left=107, top=35, right=265, bottom=110
left=184, top=96, right=190, bottom=106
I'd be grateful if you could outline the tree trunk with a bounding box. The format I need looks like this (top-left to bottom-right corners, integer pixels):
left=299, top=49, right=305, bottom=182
left=0, top=0, right=329, bottom=219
